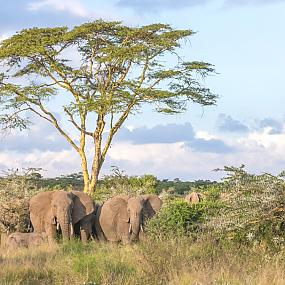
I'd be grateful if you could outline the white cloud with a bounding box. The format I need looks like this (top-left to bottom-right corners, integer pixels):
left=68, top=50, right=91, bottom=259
left=27, top=0, right=88, bottom=17
left=244, top=127, right=285, bottom=157
left=0, top=149, right=81, bottom=177
left=0, top=34, right=8, bottom=42
left=0, top=118, right=284, bottom=180
left=106, top=124, right=285, bottom=180
left=195, top=130, right=218, bottom=141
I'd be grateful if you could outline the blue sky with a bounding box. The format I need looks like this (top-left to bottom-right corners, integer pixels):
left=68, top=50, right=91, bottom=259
left=0, top=0, right=285, bottom=180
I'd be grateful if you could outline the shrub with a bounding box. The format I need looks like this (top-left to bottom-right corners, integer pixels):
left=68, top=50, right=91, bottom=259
left=0, top=168, right=42, bottom=233
left=206, top=165, right=285, bottom=247
left=145, top=199, right=205, bottom=238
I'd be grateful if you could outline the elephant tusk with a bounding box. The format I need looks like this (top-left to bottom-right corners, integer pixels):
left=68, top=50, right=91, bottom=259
left=140, top=224, right=144, bottom=233
left=56, top=222, right=60, bottom=231
left=70, top=223, right=74, bottom=237
left=128, top=223, right=132, bottom=234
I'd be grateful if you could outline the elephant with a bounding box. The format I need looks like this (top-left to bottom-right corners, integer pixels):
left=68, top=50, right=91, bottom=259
left=95, top=196, right=130, bottom=244
left=184, top=192, right=202, bottom=204
left=71, top=190, right=98, bottom=243
left=29, top=190, right=97, bottom=243
left=6, top=232, right=47, bottom=249
left=95, top=194, right=162, bottom=243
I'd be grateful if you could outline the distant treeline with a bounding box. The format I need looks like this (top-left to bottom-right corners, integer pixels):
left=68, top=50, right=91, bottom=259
left=39, top=170, right=218, bottom=195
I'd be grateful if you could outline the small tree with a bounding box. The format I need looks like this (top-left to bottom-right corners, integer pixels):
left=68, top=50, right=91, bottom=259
left=0, top=20, right=217, bottom=193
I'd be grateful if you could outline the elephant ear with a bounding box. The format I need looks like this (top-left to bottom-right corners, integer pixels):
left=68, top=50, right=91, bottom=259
left=29, top=191, right=54, bottom=221
left=142, top=194, right=163, bottom=219
left=107, top=197, right=129, bottom=223
left=71, top=191, right=96, bottom=224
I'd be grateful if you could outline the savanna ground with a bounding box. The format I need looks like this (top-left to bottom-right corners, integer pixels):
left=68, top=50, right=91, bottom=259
left=1, top=166, right=285, bottom=285
left=2, top=238, right=285, bottom=285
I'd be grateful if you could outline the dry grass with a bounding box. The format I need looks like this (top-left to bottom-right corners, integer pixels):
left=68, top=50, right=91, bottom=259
left=1, top=238, right=285, bottom=285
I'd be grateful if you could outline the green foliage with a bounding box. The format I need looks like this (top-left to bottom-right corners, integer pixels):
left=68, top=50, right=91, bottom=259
left=91, top=167, right=158, bottom=202
left=0, top=168, right=42, bottom=232
left=156, top=178, right=218, bottom=195
left=0, top=19, right=217, bottom=129
left=146, top=198, right=205, bottom=238
left=207, top=165, right=285, bottom=247
left=0, top=20, right=217, bottom=193
left=40, top=172, right=84, bottom=191
left=2, top=166, right=285, bottom=284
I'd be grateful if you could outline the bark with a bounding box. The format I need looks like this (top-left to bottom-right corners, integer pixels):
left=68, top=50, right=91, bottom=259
left=80, top=152, right=91, bottom=194
left=87, top=115, right=105, bottom=194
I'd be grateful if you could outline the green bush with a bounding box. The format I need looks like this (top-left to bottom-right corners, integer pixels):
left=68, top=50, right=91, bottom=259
left=206, top=166, right=285, bottom=247
left=145, top=199, right=205, bottom=238
left=0, top=168, right=42, bottom=232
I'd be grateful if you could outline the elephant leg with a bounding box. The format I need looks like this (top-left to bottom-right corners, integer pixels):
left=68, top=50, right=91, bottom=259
left=119, top=222, right=131, bottom=244
left=30, top=213, right=44, bottom=233
left=80, top=221, right=92, bottom=243
left=121, top=235, right=131, bottom=245
left=45, top=223, right=56, bottom=245
left=139, top=230, right=146, bottom=242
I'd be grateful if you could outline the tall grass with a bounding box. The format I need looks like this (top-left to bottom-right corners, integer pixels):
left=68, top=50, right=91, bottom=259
left=1, top=238, right=285, bottom=285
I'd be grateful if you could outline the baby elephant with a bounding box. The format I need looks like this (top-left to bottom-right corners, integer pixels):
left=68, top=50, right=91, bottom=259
left=6, top=232, right=48, bottom=249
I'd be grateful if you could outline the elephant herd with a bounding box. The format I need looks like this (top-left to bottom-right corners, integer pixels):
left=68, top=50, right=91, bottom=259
left=5, top=190, right=163, bottom=248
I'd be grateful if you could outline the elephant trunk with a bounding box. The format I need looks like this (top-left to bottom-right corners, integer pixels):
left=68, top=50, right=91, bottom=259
left=69, top=211, right=74, bottom=237
left=129, top=214, right=142, bottom=241
left=58, top=211, right=72, bottom=240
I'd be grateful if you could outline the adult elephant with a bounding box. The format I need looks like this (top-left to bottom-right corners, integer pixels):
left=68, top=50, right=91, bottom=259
left=95, top=194, right=162, bottom=243
left=71, top=191, right=97, bottom=243
left=184, top=192, right=202, bottom=204
left=29, top=190, right=96, bottom=243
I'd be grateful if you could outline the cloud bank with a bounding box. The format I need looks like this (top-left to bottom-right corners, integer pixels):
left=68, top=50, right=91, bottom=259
left=0, top=115, right=284, bottom=180
left=217, top=114, right=249, bottom=133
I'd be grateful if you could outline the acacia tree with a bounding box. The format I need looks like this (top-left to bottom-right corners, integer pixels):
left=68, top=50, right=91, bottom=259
left=0, top=20, right=217, bottom=193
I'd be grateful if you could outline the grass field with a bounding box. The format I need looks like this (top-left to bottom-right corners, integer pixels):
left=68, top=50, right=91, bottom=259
left=1, top=237, right=285, bottom=285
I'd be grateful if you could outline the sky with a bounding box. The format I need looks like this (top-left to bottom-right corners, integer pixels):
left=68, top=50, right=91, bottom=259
left=0, top=0, right=285, bottom=180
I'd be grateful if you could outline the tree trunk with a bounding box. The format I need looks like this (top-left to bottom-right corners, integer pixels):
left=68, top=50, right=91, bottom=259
left=81, top=155, right=101, bottom=194
left=87, top=137, right=104, bottom=194
left=79, top=150, right=91, bottom=194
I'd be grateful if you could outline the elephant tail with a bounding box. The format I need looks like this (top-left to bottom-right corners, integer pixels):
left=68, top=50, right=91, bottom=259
left=28, top=220, right=33, bottom=232
left=94, top=205, right=107, bottom=242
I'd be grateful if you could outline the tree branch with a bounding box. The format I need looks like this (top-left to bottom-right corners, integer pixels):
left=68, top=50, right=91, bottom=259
left=101, top=99, right=136, bottom=160
left=36, top=100, right=79, bottom=152
left=63, top=107, right=93, bottom=136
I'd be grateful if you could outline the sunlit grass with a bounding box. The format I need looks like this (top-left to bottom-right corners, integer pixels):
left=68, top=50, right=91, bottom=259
left=1, top=238, right=285, bottom=285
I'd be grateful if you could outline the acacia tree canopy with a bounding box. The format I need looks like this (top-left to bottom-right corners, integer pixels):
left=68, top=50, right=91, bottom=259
left=0, top=20, right=217, bottom=193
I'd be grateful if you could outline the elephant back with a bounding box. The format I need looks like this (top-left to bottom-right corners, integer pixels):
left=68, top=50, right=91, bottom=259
left=114, top=194, right=130, bottom=201
left=99, top=197, right=129, bottom=242
left=71, top=191, right=96, bottom=224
